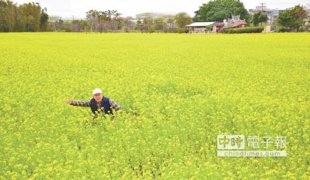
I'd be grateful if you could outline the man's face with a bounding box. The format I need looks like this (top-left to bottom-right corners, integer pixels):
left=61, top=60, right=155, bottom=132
left=93, top=93, right=103, bottom=102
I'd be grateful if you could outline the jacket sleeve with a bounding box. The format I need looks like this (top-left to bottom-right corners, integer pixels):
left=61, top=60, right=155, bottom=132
left=69, top=100, right=91, bottom=107
left=109, top=99, right=121, bottom=111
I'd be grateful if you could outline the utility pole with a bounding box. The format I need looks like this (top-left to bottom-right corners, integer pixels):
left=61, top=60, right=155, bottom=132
left=260, top=2, right=266, bottom=12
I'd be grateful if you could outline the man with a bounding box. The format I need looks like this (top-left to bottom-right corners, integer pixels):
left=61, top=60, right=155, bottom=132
left=67, top=88, right=121, bottom=116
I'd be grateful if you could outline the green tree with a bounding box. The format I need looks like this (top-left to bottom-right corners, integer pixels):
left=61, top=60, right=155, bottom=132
left=142, top=17, right=154, bottom=32
left=174, top=12, right=192, bottom=29
left=252, top=12, right=268, bottom=26
left=86, top=9, right=121, bottom=32
left=135, top=19, right=143, bottom=31
left=152, top=17, right=165, bottom=31
left=0, top=0, right=49, bottom=32
left=40, top=8, right=49, bottom=31
left=18, top=2, right=42, bottom=32
left=86, top=9, right=98, bottom=32
left=194, top=0, right=249, bottom=22
left=113, top=12, right=122, bottom=30
left=278, top=5, right=308, bottom=31
left=0, top=0, right=18, bottom=32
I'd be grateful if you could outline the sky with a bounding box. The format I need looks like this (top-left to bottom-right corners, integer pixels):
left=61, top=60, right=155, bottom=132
left=13, top=0, right=310, bottom=19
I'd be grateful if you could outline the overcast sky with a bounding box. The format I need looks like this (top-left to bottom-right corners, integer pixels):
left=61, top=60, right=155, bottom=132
left=13, top=0, right=309, bottom=18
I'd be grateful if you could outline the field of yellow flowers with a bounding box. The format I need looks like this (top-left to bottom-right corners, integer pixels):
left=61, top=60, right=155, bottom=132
left=0, top=33, right=309, bottom=179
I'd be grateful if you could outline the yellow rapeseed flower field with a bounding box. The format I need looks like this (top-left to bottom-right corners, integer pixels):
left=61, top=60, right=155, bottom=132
left=0, top=33, right=309, bottom=179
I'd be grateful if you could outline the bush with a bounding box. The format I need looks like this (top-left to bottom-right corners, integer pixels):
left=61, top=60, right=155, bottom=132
left=223, top=27, right=264, bottom=34
left=276, top=27, right=290, bottom=32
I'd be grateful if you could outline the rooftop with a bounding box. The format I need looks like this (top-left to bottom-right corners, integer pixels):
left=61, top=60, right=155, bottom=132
left=186, top=22, right=215, bottom=27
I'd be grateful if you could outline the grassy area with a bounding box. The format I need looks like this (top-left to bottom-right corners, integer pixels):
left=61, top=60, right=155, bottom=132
left=0, top=33, right=309, bottom=178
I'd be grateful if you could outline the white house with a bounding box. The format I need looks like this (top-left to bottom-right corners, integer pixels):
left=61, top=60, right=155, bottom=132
left=186, top=22, right=216, bottom=33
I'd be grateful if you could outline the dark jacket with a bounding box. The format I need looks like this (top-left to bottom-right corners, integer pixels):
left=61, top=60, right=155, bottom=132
left=90, top=97, right=113, bottom=115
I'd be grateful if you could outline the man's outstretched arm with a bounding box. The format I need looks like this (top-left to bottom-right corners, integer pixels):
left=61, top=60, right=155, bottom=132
left=67, top=99, right=91, bottom=107
left=109, top=99, right=121, bottom=111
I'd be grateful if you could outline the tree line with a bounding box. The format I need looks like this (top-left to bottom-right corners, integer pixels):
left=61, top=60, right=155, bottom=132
left=1, top=0, right=309, bottom=33
left=0, top=0, right=48, bottom=32
left=48, top=11, right=192, bottom=33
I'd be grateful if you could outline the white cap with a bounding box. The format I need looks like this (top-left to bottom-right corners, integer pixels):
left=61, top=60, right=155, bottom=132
left=92, top=88, right=102, bottom=95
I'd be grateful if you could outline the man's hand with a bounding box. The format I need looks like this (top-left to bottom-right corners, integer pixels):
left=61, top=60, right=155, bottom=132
left=66, top=98, right=73, bottom=105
